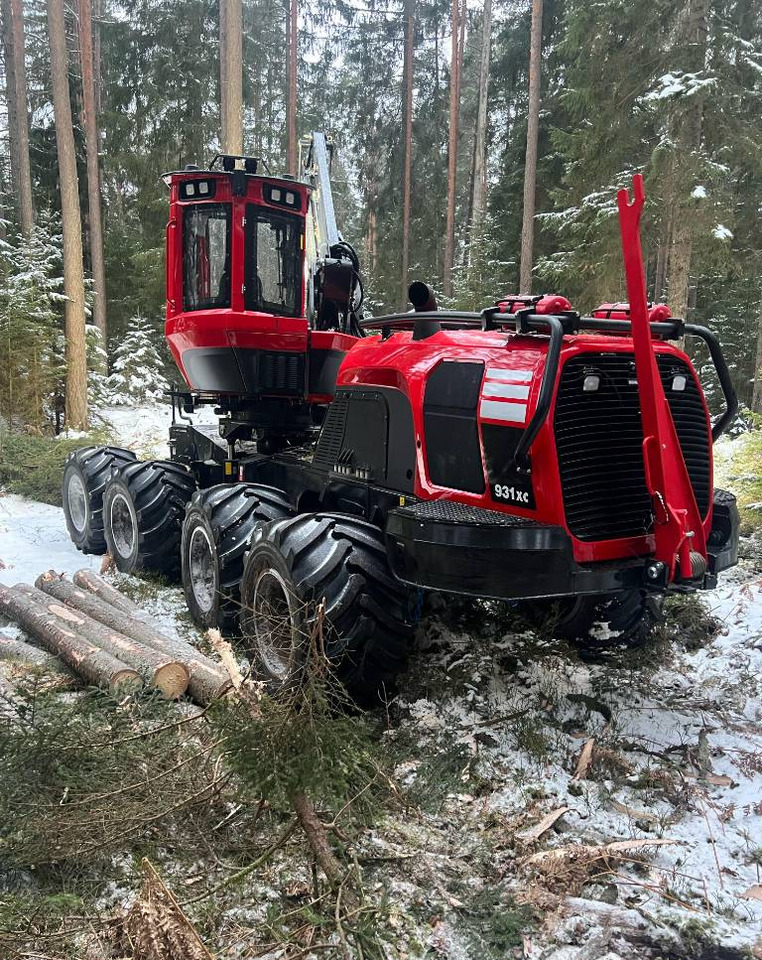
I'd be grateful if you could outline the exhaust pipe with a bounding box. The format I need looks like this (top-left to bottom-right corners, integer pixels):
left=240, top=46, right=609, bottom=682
left=409, top=281, right=441, bottom=341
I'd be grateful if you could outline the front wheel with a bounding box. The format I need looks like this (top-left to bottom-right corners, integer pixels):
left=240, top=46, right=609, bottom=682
left=529, top=589, right=663, bottom=653
left=240, top=514, right=414, bottom=703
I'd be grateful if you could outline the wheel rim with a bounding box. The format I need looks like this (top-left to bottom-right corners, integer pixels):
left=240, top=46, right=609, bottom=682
left=109, top=492, right=136, bottom=560
left=251, top=567, right=300, bottom=681
left=67, top=473, right=88, bottom=533
left=188, top=525, right=216, bottom=614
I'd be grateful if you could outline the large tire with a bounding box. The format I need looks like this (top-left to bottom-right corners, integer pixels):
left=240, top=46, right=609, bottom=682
left=103, top=460, right=197, bottom=577
left=62, top=446, right=137, bottom=553
left=181, top=483, right=293, bottom=634
left=531, top=589, right=663, bottom=654
left=240, top=513, right=413, bottom=703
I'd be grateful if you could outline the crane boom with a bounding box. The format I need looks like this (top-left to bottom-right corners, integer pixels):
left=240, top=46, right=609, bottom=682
left=300, top=132, right=364, bottom=336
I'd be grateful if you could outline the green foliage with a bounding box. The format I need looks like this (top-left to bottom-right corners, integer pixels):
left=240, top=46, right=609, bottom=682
left=0, top=428, right=111, bottom=504
left=718, top=427, right=762, bottom=532
left=459, top=886, right=534, bottom=956
left=0, top=216, right=66, bottom=432
left=213, top=661, right=383, bottom=816
left=0, top=684, right=226, bottom=870
left=106, top=315, right=169, bottom=404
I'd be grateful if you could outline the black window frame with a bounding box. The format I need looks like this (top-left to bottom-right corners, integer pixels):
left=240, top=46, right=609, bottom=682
left=182, top=202, right=232, bottom=312
left=244, top=205, right=303, bottom=318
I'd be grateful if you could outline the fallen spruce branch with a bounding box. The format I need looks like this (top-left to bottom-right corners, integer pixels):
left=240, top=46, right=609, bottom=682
left=39, top=571, right=230, bottom=705
left=0, top=584, right=141, bottom=693
left=525, top=837, right=680, bottom=893
left=208, top=621, right=356, bottom=902
left=113, top=857, right=214, bottom=960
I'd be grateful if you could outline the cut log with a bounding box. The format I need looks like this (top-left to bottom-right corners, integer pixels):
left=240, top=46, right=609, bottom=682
left=40, top=572, right=229, bottom=706
left=0, top=585, right=141, bottom=693
left=0, top=628, right=73, bottom=678
left=73, top=568, right=143, bottom=615
left=15, top=584, right=188, bottom=700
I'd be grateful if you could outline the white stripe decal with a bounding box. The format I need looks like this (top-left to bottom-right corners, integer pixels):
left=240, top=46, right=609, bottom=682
left=486, top=368, right=533, bottom=382
left=479, top=399, right=528, bottom=424
left=482, top=382, right=530, bottom=400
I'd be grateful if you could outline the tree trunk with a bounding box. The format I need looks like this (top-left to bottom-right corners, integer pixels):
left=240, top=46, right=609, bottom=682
left=751, top=297, right=762, bottom=415
left=519, top=0, right=543, bottom=294
left=0, top=585, right=141, bottom=691
left=42, top=572, right=228, bottom=705
left=399, top=0, right=414, bottom=310
left=443, top=0, right=462, bottom=298
left=286, top=0, right=298, bottom=173
left=74, top=568, right=142, bottom=614
left=92, top=0, right=101, bottom=114
left=78, top=0, right=107, bottom=342
left=47, top=0, right=88, bottom=429
left=18, top=584, right=188, bottom=698
left=220, top=0, right=242, bottom=155
left=665, top=0, right=708, bottom=320
left=0, top=628, right=73, bottom=677
left=219, top=0, right=227, bottom=148
left=2, top=0, right=34, bottom=234
left=468, top=0, right=492, bottom=265
left=291, top=790, right=345, bottom=888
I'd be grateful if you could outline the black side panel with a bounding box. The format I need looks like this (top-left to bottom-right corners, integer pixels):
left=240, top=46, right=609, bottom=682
left=182, top=347, right=246, bottom=393
left=482, top=423, right=536, bottom=509
left=424, top=361, right=485, bottom=494
left=313, top=386, right=416, bottom=492
left=308, top=348, right=345, bottom=396
left=383, top=388, right=416, bottom=492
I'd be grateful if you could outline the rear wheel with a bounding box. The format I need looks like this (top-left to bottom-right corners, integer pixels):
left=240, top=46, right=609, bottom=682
left=103, top=460, right=197, bottom=577
left=62, top=446, right=137, bottom=553
left=240, top=513, right=413, bottom=703
left=530, top=589, right=663, bottom=653
left=181, top=483, right=293, bottom=633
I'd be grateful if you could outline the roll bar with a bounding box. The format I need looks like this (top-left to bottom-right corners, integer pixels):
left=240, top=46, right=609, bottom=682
left=360, top=307, right=738, bottom=451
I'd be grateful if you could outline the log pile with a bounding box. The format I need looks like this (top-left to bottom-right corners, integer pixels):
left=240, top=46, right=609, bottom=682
left=0, top=570, right=230, bottom=704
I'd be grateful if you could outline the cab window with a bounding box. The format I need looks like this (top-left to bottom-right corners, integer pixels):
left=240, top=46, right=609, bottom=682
left=244, top=206, right=302, bottom=317
left=183, top=203, right=231, bottom=311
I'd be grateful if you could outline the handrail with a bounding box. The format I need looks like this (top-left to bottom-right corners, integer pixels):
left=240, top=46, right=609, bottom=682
left=684, top=324, right=738, bottom=441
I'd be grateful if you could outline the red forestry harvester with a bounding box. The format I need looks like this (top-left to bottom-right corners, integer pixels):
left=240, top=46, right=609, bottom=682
left=62, top=135, right=739, bottom=700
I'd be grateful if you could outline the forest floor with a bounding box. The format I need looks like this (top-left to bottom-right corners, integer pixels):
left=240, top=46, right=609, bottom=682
left=1, top=406, right=761, bottom=959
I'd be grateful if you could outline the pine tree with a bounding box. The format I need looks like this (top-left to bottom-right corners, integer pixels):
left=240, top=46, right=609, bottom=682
left=106, top=316, right=169, bottom=405
left=519, top=0, right=543, bottom=294
left=399, top=0, right=414, bottom=309
left=79, top=0, right=108, bottom=342
left=0, top=215, right=65, bottom=431
left=47, top=0, right=88, bottom=429
left=2, top=0, right=34, bottom=235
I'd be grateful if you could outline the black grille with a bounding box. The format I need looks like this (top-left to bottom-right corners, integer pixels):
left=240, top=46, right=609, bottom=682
left=259, top=351, right=304, bottom=394
left=554, top=354, right=710, bottom=542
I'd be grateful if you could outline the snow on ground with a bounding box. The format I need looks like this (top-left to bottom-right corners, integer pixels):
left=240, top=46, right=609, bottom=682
left=0, top=494, right=102, bottom=586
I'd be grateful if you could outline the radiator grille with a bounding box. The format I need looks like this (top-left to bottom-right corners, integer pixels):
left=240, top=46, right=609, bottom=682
left=259, top=351, right=304, bottom=394
left=554, top=354, right=710, bottom=542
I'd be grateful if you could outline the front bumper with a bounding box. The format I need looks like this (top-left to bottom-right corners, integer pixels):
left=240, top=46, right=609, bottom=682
left=384, top=490, right=740, bottom=601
